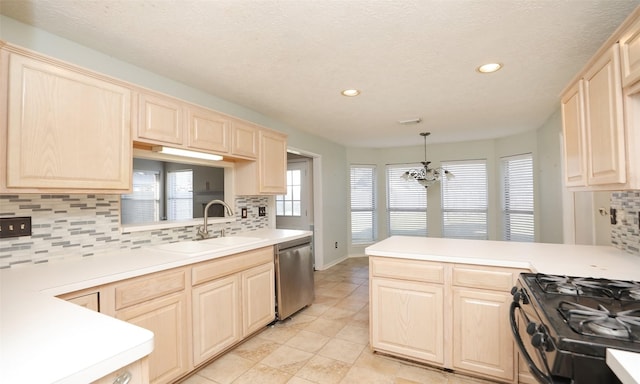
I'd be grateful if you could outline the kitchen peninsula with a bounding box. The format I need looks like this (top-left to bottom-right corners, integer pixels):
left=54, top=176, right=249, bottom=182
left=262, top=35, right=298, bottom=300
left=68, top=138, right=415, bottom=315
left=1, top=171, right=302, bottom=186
left=0, top=229, right=311, bottom=384
left=365, top=236, right=640, bottom=383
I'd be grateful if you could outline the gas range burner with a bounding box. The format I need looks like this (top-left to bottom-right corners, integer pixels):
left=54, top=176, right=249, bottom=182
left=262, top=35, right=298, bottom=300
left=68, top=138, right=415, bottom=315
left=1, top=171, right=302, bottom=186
left=558, top=301, right=640, bottom=341
left=610, top=280, right=640, bottom=301
left=536, top=274, right=614, bottom=298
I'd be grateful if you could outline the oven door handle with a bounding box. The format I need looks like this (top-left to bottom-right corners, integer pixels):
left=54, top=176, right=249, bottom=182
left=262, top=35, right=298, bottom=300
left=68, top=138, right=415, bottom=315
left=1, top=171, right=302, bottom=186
left=509, top=301, right=554, bottom=384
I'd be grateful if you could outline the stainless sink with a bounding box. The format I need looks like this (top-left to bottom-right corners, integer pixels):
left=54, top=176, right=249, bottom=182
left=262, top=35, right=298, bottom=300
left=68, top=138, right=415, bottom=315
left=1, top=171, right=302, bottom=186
left=152, top=236, right=264, bottom=255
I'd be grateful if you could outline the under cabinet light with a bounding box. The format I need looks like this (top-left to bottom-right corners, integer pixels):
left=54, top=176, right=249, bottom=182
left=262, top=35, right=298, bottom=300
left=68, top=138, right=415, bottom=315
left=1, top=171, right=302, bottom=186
left=152, top=146, right=223, bottom=161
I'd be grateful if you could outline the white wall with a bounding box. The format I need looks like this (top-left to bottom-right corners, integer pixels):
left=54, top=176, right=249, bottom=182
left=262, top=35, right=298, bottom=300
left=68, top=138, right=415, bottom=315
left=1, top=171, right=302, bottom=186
left=0, top=15, right=349, bottom=269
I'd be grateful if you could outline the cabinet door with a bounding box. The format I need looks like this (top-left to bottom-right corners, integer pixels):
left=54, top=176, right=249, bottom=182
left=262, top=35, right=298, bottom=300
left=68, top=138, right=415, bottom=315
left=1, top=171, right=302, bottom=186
left=4, top=51, right=131, bottom=191
left=259, top=130, right=287, bottom=194
left=242, top=262, right=275, bottom=336
left=187, top=104, right=230, bottom=153
left=231, top=120, right=258, bottom=158
left=561, top=81, right=587, bottom=187
left=583, top=44, right=626, bottom=186
left=620, top=16, right=640, bottom=87
left=370, top=278, right=444, bottom=365
left=452, top=288, right=514, bottom=381
left=192, top=274, right=242, bottom=365
left=116, top=293, right=189, bottom=384
left=137, top=91, right=183, bottom=145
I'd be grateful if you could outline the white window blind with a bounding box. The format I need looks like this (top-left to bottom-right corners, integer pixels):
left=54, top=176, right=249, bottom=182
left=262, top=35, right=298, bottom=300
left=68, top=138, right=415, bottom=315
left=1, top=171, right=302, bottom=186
left=121, top=170, right=160, bottom=224
left=276, top=169, right=302, bottom=216
left=501, top=154, right=534, bottom=242
left=167, top=169, right=193, bottom=220
left=387, top=164, right=427, bottom=237
left=350, top=165, right=376, bottom=243
left=441, top=160, right=487, bottom=239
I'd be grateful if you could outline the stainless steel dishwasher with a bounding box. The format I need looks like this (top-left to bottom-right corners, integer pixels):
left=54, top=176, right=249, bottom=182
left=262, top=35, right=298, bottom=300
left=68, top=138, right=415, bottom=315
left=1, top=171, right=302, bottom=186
left=275, top=236, right=314, bottom=320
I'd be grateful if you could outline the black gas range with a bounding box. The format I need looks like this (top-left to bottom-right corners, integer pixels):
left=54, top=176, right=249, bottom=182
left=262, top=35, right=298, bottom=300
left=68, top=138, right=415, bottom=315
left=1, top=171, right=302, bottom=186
left=510, top=273, right=640, bottom=384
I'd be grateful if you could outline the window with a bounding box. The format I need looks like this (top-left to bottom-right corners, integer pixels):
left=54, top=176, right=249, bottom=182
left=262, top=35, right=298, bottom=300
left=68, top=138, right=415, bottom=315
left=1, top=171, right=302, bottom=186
left=441, top=160, right=487, bottom=239
left=350, top=165, right=376, bottom=243
left=501, top=154, right=534, bottom=242
left=167, top=169, right=193, bottom=220
left=387, top=164, right=427, bottom=236
left=121, top=170, right=160, bottom=224
left=277, top=169, right=302, bottom=216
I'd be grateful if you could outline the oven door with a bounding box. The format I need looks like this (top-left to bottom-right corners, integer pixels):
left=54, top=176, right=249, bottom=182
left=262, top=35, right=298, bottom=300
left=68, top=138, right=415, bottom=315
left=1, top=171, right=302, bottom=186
left=510, top=285, right=557, bottom=384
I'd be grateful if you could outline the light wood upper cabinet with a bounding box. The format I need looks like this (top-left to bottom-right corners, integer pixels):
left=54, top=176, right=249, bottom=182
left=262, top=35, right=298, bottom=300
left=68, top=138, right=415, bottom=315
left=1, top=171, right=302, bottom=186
left=187, top=105, right=230, bottom=153
left=561, top=81, right=587, bottom=187
left=1, top=45, right=132, bottom=192
left=583, top=44, right=626, bottom=186
left=259, top=130, right=287, bottom=194
left=235, top=128, right=287, bottom=195
left=136, top=91, right=183, bottom=145
left=560, top=7, right=640, bottom=191
left=620, top=15, right=640, bottom=87
left=231, top=120, right=258, bottom=159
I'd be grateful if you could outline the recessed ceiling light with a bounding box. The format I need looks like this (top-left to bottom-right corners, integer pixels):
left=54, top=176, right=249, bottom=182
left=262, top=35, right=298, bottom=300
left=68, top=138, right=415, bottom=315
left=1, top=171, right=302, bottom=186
left=341, top=89, right=361, bottom=97
left=476, top=63, right=503, bottom=73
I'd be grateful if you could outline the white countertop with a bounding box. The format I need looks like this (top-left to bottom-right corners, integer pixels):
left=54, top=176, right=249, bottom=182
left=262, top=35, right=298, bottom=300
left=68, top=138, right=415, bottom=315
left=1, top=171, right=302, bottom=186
left=365, top=236, right=640, bottom=383
left=0, top=228, right=311, bottom=384
left=365, top=236, right=640, bottom=280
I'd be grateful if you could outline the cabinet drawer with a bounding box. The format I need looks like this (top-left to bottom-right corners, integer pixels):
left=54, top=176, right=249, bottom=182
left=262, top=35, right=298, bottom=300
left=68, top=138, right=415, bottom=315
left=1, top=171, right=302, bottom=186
left=64, top=292, right=100, bottom=312
left=452, top=266, right=518, bottom=291
left=92, top=357, right=148, bottom=384
left=192, top=246, right=274, bottom=286
left=115, top=269, right=186, bottom=310
left=370, top=257, right=444, bottom=284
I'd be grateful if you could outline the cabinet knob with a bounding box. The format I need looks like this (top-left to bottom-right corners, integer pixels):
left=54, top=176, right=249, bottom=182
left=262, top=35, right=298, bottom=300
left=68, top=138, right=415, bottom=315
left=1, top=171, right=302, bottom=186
left=113, top=371, right=132, bottom=384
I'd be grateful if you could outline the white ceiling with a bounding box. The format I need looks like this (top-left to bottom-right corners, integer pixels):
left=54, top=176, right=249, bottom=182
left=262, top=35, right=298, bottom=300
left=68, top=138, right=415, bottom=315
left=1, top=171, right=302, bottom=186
left=1, top=0, right=639, bottom=148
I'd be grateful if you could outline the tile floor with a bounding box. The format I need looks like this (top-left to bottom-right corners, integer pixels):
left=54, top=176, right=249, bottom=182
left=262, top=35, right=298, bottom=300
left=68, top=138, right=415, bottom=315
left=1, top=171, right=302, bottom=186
left=182, top=256, right=493, bottom=384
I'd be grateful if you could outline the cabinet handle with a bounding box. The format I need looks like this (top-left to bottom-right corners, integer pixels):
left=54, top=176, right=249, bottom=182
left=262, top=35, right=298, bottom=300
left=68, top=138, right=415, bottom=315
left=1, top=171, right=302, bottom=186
left=113, top=371, right=132, bottom=384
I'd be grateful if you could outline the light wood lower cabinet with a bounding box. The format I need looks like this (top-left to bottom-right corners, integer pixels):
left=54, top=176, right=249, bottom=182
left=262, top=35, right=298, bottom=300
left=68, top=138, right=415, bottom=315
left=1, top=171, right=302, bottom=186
left=192, top=274, right=242, bottom=365
left=112, top=268, right=190, bottom=384
left=58, top=247, right=276, bottom=384
left=370, top=256, right=526, bottom=383
left=371, top=277, right=444, bottom=365
left=92, top=357, right=149, bottom=384
left=242, top=262, right=276, bottom=336
left=452, top=288, right=513, bottom=381
left=191, top=247, right=275, bottom=365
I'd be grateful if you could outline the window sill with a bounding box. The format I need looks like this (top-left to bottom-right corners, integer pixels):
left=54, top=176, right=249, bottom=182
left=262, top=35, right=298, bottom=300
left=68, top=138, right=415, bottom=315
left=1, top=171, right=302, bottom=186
left=120, top=216, right=234, bottom=234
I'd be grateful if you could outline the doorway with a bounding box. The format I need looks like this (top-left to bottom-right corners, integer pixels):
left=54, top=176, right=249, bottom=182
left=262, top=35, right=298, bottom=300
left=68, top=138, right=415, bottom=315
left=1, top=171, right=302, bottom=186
left=275, top=149, right=324, bottom=269
left=276, top=155, right=313, bottom=230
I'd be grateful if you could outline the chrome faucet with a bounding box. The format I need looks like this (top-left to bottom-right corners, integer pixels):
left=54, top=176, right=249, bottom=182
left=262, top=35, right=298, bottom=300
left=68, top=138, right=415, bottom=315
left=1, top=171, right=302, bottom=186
left=197, top=199, right=234, bottom=239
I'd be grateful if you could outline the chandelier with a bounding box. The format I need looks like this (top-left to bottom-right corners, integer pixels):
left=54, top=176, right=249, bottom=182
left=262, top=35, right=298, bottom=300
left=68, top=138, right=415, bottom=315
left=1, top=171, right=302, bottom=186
left=401, top=132, right=453, bottom=188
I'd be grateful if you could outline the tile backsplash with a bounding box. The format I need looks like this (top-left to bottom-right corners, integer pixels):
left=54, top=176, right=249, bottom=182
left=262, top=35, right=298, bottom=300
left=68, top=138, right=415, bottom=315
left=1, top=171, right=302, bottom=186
left=0, top=194, right=270, bottom=268
left=611, top=191, right=640, bottom=256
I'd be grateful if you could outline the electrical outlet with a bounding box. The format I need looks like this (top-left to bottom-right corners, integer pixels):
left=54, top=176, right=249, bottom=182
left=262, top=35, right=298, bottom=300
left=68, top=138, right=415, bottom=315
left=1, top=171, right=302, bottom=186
left=241, top=208, right=248, bottom=218
left=0, top=217, right=32, bottom=238
left=258, top=206, right=266, bottom=216
left=335, top=242, right=338, bottom=249
left=610, top=208, right=617, bottom=225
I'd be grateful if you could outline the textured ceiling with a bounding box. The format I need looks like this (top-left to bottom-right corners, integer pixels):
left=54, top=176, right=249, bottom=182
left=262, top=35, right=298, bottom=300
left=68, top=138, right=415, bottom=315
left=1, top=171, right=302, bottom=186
left=1, top=0, right=639, bottom=148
